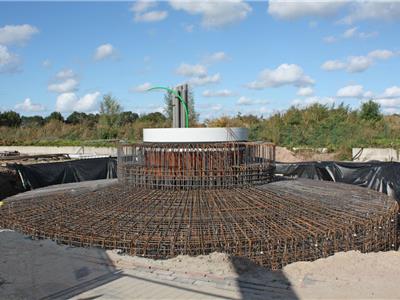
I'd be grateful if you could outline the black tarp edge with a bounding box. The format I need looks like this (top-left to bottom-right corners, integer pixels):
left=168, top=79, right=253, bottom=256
left=10, top=157, right=117, bottom=190
left=275, top=161, right=400, bottom=201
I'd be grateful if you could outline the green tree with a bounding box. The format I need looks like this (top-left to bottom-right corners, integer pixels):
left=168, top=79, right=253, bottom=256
left=21, top=115, right=45, bottom=127
left=359, top=100, right=382, bottom=122
left=46, top=111, right=64, bottom=123
left=99, top=94, right=122, bottom=127
left=119, top=111, right=139, bottom=125
left=65, top=111, right=99, bottom=126
left=0, top=111, right=21, bottom=127
left=98, top=94, right=122, bottom=138
left=139, top=112, right=167, bottom=123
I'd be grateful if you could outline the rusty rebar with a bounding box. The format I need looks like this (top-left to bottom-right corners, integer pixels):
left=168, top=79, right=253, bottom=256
left=117, top=142, right=276, bottom=189
left=0, top=179, right=397, bottom=270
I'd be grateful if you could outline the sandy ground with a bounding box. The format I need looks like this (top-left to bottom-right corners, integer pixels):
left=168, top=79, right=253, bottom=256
left=283, top=251, right=400, bottom=299
left=107, top=249, right=400, bottom=299
left=276, top=146, right=338, bottom=162
left=2, top=230, right=400, bottom=299
left=2, top=180, right=400, bottom=299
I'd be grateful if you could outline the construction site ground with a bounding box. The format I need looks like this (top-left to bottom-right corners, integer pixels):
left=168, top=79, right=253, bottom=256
left=1, top=229, right=400, bottom=300
left=1, top=180, right=400, bottom=300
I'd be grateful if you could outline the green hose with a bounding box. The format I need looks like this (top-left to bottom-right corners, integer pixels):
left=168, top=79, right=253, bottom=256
left=147, top=86, right=189, bottom=128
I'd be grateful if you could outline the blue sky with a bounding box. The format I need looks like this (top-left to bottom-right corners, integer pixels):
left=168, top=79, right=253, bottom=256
left=0, top=1, right=400, bottom=120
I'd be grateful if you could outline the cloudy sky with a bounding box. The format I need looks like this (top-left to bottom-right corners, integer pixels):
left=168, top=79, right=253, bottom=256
left=1, top=1, right=400, bottom=119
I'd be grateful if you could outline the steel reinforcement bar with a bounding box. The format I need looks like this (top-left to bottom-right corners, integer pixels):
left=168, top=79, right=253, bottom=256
left=0, top=180, right=397, bottom=269
left=117, top=142, right=276, bottom=189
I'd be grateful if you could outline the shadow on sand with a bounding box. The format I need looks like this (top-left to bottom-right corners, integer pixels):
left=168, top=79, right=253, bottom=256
left=229, top=256, right=299, bottom=300
left=0, top=230, right=122, bottom=300
left=0, top=230, right=299, bottom=300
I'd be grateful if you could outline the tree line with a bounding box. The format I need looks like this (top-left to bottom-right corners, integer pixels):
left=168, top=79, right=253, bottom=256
left=0, top=94, right=399, bottom=160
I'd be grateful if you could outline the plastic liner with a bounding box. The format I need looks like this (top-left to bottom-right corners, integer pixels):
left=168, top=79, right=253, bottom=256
left=276, top=161, right=400, bottom=201
left=11, top=157, right=117, bottom=190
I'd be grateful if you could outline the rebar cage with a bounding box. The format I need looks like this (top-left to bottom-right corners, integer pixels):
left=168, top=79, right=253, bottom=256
left=1, top=180, right=397, bottom=270
left=117, top=142, right=276, bottom=189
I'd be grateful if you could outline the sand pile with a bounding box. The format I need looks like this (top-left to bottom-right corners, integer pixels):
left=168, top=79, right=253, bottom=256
left=275, top=146, right=299, bottom=162
left=108, top=249, right=400, bottom=299
left=108, top=251, right=241, bottom=277
left=275, top=146, right=338, bottom=162
left=283, top=250, right=400, bottom=299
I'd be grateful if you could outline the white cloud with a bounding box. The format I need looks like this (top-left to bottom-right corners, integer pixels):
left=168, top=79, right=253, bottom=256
left=188, top=73, right=221, bottom=86
left=268, top=0, right=345, bottom=20
left=169, top=0, right=251, bottom=28
left=211, top=103, right=223, bottom=111
left=0, top=24, right=39, bottom=46
left=268, top=1, right=400, bottom=24
left=135, top=11, right=168, bottom=22
left=42, top=59, right=51, bottom=68
left=48, top=78, right=79, bottom=94
left=382, top=86, right=400, bottom=98
left=323, top=36, right=337, bottom=43
left=176, top=60, right=221, bottom=86
left=297, top=87, right=314, bottom=97
left=375, top=98, right=400, bottom=109
left=343, top=26, right=358, bottom=38
left=236, top=96, right=252, bottom=105
left=202, top=89, right=234, bottom=97
left=56, top=69, right=75, bottom=79
left=368, top=49, right=394, bottom=60
left=325, top=27, right=378, bottom=43
left=184, top=24, right=194, bottom=32
left=346, top=56, right=372, bottom=73
left=14, top=98, right=45, bottom=112
left=321, top=49, right=395, bottom=73
left=341, top=2, right=400, bottom=24
left=382, top=107, right=400, bottom=114
left=247, top=64, right=314, bottom=89
left=363, top=91, right=374, bottom=99
left=240, top=106, right=269, bottom=116
left=131, top=103, right=165, bottom=115
left=94, top=43, right=115, bottom=61
left=305, top=96, right=336, bottom=106
left=337, top=84, right=364, bottom=98
left=131, top=1, right=168, bottom=22
left=237, top=96, right=268, bottom=106
left=176, top=63, right=207, bottom=77
left=0, top=45, right=20, bottom=73
left=358, top=31, right=379, bottom=39
left=132, top=82, right=152, bottom=92
left=56, top=92, right=100, bottom=113
left=131, top=1, right=157, bottom=13
left=203, top=51, right=228, bottom=64
left=292, top=96, right=336, bottom=107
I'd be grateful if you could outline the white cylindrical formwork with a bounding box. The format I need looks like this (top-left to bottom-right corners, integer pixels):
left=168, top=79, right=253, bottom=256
left=143, top=128, right=248, bottom=143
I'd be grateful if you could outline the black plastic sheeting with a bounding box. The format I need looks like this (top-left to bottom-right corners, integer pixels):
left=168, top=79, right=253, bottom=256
left=11, top=157, right=117, bottom=190
left=276, top=161, right=400, bottom=201
left=9, top=157, right=400, bottom=202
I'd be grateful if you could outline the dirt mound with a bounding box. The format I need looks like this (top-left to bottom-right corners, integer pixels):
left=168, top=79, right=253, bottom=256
left=276, top=147, right=299, bottom=162
left=276, top=146, right=338, bottom=162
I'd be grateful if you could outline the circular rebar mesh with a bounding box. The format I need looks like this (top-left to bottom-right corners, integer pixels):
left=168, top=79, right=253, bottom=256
left=1, top=179, right=397, bottom=269
left=117, top=142, right=276, bottom=190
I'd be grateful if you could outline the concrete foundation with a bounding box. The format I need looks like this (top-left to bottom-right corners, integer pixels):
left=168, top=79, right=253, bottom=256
left=352, top=148, right=399, bottom=162
left=143, top=128, right=248, bottom=143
